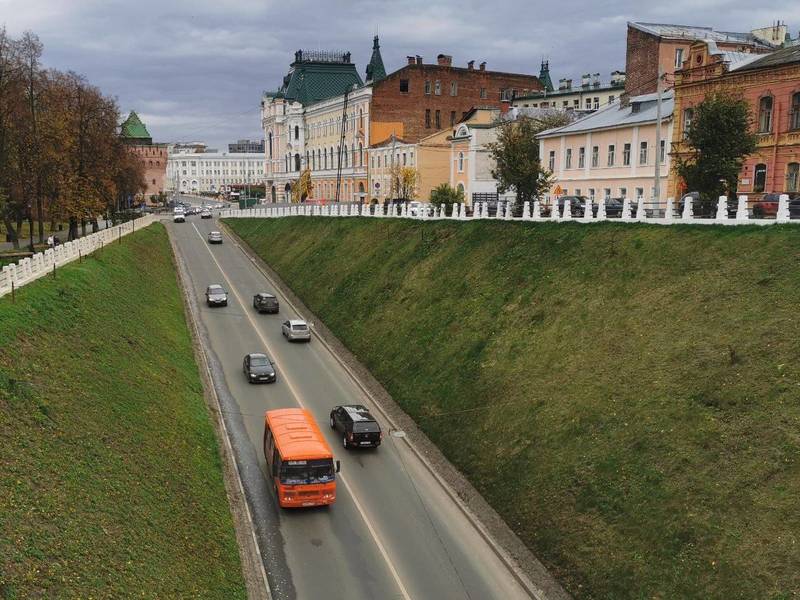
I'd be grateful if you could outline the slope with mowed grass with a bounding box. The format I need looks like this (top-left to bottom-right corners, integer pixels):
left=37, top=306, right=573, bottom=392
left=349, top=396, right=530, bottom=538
left=0, top=224, right=246, bottom=599
left=226, top=217, right=800, bottom=600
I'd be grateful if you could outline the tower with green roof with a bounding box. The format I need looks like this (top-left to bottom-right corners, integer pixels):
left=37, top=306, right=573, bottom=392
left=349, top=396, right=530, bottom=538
left=120, top=111, right=153, bottom=145
left=365, top=36, right=386, bottom=83
left=539, top=60, right=554, bottom=93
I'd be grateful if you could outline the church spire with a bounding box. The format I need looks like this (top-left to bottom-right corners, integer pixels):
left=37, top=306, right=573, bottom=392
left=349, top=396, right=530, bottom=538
left=365, top=35, right=386, bottom=83
left=539, top=60, right=554, bottom=92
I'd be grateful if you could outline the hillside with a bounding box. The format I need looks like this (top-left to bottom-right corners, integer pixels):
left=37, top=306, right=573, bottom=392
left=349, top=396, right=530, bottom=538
left=0, top=225, right=246, bottom=598
left=226, top=217, right=800, bottom=599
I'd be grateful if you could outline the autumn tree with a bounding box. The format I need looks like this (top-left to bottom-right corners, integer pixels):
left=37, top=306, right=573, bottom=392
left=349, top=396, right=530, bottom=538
left=291, top=168, right=314, bottom=203
left=390, top=166, right=417, bottom=200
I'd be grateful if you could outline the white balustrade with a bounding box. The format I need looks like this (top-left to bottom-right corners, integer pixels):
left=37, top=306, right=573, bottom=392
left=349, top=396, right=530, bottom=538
left=622, top=197, right=632, bottom=221
left=681, top=196, right=693, bottom=220
left=777, top=194, right=790, bottom=223
left=635, top=197, right=646, bottom=221
left=596, top=198, right=606, bottom=221
left=582, top=199, right=594, bottom=222
left=736, top=195, right=748, bottom=221
left=716, top=196, right=728, bottom=222
left=563, top=198, right=572, bottom=221
left=664, top=198, right=674, bottom=223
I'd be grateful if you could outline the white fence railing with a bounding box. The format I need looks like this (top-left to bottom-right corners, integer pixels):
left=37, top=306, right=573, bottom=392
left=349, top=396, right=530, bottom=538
left=0, top=215, right=157, bottom=299
left=219, top=194, right=798, bottom=226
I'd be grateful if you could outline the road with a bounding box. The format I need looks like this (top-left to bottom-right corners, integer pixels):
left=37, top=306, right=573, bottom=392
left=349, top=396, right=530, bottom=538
left=168, top=198, right=535, bottom=600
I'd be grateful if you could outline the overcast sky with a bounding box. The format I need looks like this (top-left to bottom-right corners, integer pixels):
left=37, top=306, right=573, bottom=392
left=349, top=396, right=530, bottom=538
left=2, top=0, right=797, bottom=149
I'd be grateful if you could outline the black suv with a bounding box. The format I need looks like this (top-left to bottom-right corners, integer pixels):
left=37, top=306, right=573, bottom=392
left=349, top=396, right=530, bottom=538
left=329, top=405, right=382, bottom=449
left=253, top=292, right=279, bottom=314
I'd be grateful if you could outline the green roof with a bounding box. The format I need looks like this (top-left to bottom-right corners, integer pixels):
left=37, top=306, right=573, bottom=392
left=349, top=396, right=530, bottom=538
left=277, top=50, right=363, bottom=105
left=539, top=60, right=554, bottom=93
left=120, top=111, right=151, bottom=140
left=366, top=36, right=386, bottom=83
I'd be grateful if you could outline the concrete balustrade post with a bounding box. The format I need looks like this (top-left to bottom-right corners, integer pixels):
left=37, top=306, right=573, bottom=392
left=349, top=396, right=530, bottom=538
left=777, top=194, right=790, bottom=223
left=664, top=198, right=674, bottom=223
left=622, top=197, right=632, bottom=221
left=681, top=195, right=693, bottom=220
left=635, top=196, right=647, bottom=220
left=596, top=198, right=606, bottom=221
left=550, top=198, right=560, bottom=221
left=522, top=201, right=531, bottom=220
left=735, top=195, right=749, bottom=221
left=582, top=198, right=594, bottom=222
left=563, top=198, right=573, bottom=221
left=716, top=195, right=729, bottom=222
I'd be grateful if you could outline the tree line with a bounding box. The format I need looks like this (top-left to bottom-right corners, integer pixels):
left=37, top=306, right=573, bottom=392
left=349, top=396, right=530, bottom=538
left=0, top=28, right=146, bottom=249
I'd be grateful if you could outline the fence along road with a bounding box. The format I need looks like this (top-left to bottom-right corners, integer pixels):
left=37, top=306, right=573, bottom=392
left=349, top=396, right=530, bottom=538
left=168, top=215, right=538, bottom=600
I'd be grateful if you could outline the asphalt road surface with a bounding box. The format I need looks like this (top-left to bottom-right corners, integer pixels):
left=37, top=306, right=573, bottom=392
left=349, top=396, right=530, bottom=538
left=168, top=200, right=534, bottom=600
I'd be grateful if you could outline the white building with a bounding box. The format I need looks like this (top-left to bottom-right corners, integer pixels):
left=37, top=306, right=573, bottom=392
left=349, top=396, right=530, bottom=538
left=166, top=151, right=265, bottom=194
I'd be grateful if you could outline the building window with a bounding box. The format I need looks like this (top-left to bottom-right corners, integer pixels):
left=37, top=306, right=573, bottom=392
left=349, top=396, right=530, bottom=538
left=635, top=187, right=644, bottom=200
left=588, top=188, right=595, bottom=200
left=575, top=188, right=581, bottom=197
left=451, top=81, right=457, bottom=96
left=479, top=87, right=487, bottom=99
left=450, top=111, right=456, bottom=126
left=548, top=150, right=555, bottom=171
left=758, top=96, right=773, bottom=133
left=791, top=92, right=800, bottom=130
left=294, top=125, right=299, bottom=140
left=400, top=79, right=409, bottom=93
left=604, top=188, right=611, bottom=199
left=458, top=152, right=464, bottom=172
left=787, top=163, right=799, bottom=192
left=619, top=187, right=627, bottom=198
left=639, top=141, right=648, bottom=165
left=623, top=143, right=631, bottom=166
left=565, top=148, right=572, bottom=169
left=683, top=107, right=694, bottom=139
left=591, top=146, right=599, bottom=167
left=753, top=163, right=767, bottom=192
left=410, top=151, right=415, bottom=166
left=674, top=48, right=684, bottom=69
left=607, top=144, right=615, bottom=166
left=434, top=80, right=441, bottom=95
left=435, top=110, right=441, bottom=129
left=425, top=80, right=431, bottom=95
left=585, top=98, right=592, bottom=109
left=659, top=139, right=666, bottom=163
left=425, top=109, right=431, bottom=128
left=574, top=99, right=580, bottom=108
left=593, top=97, right=599, bottom=110
left=578, top=147, right=585, bottom=168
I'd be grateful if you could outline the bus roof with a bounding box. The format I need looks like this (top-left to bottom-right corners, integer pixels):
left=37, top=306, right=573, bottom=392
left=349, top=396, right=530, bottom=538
left=265, top=408, right=333, bottom=461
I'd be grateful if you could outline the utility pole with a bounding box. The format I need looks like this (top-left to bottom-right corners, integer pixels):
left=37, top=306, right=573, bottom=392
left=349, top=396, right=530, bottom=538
left=653, top=66, right=664, bottom=215
left=389, top=131, right=396, bottom=199
left=335, top=88, right=350, bottom=203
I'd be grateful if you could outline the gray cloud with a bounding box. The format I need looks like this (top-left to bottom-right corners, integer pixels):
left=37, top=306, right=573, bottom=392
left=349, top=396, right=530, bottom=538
left=2, top=0, right=795, bottom=148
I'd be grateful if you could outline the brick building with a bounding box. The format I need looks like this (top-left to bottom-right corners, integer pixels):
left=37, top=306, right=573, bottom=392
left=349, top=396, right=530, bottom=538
left=120, top=111, right=167, bottom=202
left=669, top=41, right=800, bottom=199
left=624, top=22, right=783, bottom=97
left=369, top=54, right=543, bottom=145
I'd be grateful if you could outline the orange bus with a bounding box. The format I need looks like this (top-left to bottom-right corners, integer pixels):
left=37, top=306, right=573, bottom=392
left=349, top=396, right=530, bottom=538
left=263, top=408, right=340, bottom=508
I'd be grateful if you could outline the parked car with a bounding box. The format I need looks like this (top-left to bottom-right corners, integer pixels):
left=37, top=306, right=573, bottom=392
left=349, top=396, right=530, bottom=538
left=242, top=353, right=276, bottom=383
left=788, top=194, right=800, bottom=218
left=753, top=192, right=800, bottom=218
left=554, top=195, right=590, bottom=218
left=173, top=212, right=185, bottom=223
left=407, top=201, right=428, bottom=217
left=329, top=405, right=382, bottom=449
left=281, top=319, right=311, bottom=342
left=208, top=231, right=223, bottom=244
left=602, top=197, right=625, bottom=218
left=200, top=209, right=212, bottom=219
left=205, top=284, right=228, bottom=307
left=253, top=292, right=279, bottom=314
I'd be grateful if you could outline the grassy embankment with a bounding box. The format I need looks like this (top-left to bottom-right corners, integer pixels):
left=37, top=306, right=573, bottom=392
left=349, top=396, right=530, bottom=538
left=227, top=217, right=800, bottom=600
left=0, top=224, right=246, bottom=599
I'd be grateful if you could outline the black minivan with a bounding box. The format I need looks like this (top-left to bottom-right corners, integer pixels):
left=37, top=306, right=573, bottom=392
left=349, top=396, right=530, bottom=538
left=253, top=292, right=279, bottom=314
left=329, top=405, right=382, bottom=449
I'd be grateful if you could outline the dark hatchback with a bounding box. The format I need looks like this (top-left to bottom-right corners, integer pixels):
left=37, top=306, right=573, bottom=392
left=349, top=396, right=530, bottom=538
left=253, top=292, right=279, bottom=314
left=330, top=405, right=382, bottom=449
left=242, top=353, right=276, bottom=383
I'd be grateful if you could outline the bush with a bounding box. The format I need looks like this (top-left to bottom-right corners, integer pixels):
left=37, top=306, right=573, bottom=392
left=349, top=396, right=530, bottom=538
left=430, top=184, right=464, bottom=215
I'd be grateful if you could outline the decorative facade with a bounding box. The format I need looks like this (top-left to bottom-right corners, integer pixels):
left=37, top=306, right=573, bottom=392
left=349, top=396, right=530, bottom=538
left=166, top=151, right=264, bottom=194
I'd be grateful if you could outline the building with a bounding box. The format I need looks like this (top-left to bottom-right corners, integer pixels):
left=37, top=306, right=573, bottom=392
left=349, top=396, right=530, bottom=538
left=167, top=141, right=208, bottom=154
left=369, top=54, right=543, bottom=145
left=166, top=150, right=264, bottom=194
left=537, top=92, right=675, bottom=204
left=229, top=139, right=265, bottom=153
left=367, top=136, right=418, bottom=201
left=120, top=111, right=167, bottom=202
left=513, top=69, right=626, bottom=113
left=625, top=22, right=784, bottom=96
left=669, top=41, right=800, bottom=198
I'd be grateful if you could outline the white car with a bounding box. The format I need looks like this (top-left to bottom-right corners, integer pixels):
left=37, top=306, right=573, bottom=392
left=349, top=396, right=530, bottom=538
left=281, top=319, right=311, bottom=342
left=173, top=213, right=185, bottom=223
left=407, top=201, right=430, bottom=217
left=200, top=209, right=212, bottom=219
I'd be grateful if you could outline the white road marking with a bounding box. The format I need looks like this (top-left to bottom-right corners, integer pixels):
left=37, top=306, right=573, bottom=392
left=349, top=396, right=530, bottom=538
left=191, top=223, right=413, bottom=600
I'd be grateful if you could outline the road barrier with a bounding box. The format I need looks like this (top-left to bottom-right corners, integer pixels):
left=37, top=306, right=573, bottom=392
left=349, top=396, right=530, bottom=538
left=0, top=215, right=158, bottom=299
left=218, top=194, right=799, bottom=226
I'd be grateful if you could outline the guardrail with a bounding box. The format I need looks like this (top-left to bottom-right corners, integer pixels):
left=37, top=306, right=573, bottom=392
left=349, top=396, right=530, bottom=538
left=219, top=194, right=799, bottom=226
left=0, top=214, right=157, bottom=299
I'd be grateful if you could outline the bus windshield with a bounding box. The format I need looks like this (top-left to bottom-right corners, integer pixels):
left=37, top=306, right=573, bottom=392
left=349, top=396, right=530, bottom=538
left=280, top=459, right=335, bottom=485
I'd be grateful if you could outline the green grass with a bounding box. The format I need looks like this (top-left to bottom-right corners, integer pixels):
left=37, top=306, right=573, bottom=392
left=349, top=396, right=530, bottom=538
left=227, top=217, right=800, bottom=600
left=0, top=224, right=246, bottom=599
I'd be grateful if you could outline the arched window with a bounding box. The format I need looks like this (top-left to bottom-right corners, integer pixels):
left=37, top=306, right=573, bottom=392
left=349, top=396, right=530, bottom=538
left=294, top=153, right=301, bottom=171
left=331, top=146, right=336, bottom=168
left=318, top=149, right=321, bottom=169
left=359, top=143, right=363, bottom=167
left=753, top=163, right=767, bottom=193
left=458, top=152, right=464, bottom=172
left=791, top=92, right=800, bottom=131
left=294, top=125, right=299, bottom=140
left=787, top=162, right=799, bottom=192
left=311, top=151, right=315, bottom=170
left=758, top=96, right=773, bottom=133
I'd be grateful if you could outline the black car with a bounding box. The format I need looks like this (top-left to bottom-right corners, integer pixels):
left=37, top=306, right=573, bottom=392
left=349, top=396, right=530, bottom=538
left=787, top=194, right=800, bottom=218
left=253, top=292, right=279, bottom=314
left=242, top=353, right=276, bottom=383
left=330, top=405, right=382, bottom=449
left=205, top=284, right=228, bottom=307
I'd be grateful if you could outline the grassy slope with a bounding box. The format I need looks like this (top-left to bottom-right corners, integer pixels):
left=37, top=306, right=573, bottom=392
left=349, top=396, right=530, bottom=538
left=0, top=224, right=246, bottom=599
left=227, top=217, right=800, bottom=600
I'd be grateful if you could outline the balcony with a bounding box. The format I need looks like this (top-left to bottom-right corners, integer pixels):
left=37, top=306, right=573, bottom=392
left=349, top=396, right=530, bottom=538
left=755, top=132, right=775, bottom=147
left=782, top=130, right=800, bottom=145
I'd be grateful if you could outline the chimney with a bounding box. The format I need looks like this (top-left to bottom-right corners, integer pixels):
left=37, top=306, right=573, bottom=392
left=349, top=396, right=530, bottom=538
left=479, top=61, right=486, bottom=71
left=581, top=73, right=591, bottom=88
left=565, top=78, right=573, bottom=89
left=415, top=55, right=423, bottom=65
left=407, top=56, right=416, bottom=65
left=468, top=60, right=475, bottom=70
left=437, top=54, right=453, bottom=66
left=558, top=78, right=567, bottom=91
left=592, top=73, right=601, bottom=88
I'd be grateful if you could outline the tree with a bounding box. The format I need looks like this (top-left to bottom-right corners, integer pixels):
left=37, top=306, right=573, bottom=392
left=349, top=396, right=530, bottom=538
left=675, top=92, right=757, bottom=204
left=429, top=183, right=464, bottom=215
left=390, top=166, right=417, bottom=200
left=487, top=112, right=573, bottom=211
left=291, top=168, right=313, bottom=203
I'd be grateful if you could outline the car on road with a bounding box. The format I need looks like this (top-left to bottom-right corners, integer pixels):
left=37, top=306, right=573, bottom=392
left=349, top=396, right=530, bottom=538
left=243, top=353, right=276, bottom=383
left=205, top=284, right=228, bottom=307
left=282, top=319, right=311, bottom=342
left=200, top=209, right=212, bottom=219
left=407, top=201, right=430, bottom=217
left=173, top=212, right=185, bottom=223
left=253, top=292, right=279, bottom=314
left=330, top=405, right=382, bottom=449
left=208, top=231, right=223, bottom=244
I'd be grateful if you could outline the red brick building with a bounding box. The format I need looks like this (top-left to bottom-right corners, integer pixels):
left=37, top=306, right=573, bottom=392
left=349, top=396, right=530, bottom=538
left=669, top=41, right=800, bottom=198
left=120, top=111, right=167, bottom=202
left=370, top=55, right=542, bottom=144
left=624, top=22, right=781, bottom=97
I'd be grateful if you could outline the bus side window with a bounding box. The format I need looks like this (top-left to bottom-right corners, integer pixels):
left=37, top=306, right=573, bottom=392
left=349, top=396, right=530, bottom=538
left=264, top=428, right=274, bottom=474
left=272, top=448, right=281, bottom=478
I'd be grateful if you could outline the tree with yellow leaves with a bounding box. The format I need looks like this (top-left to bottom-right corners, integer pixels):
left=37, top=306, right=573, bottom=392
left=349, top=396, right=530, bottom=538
left=291, top=168, right=314, bottom=203
left=389, top=165, right=417, bottom=200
